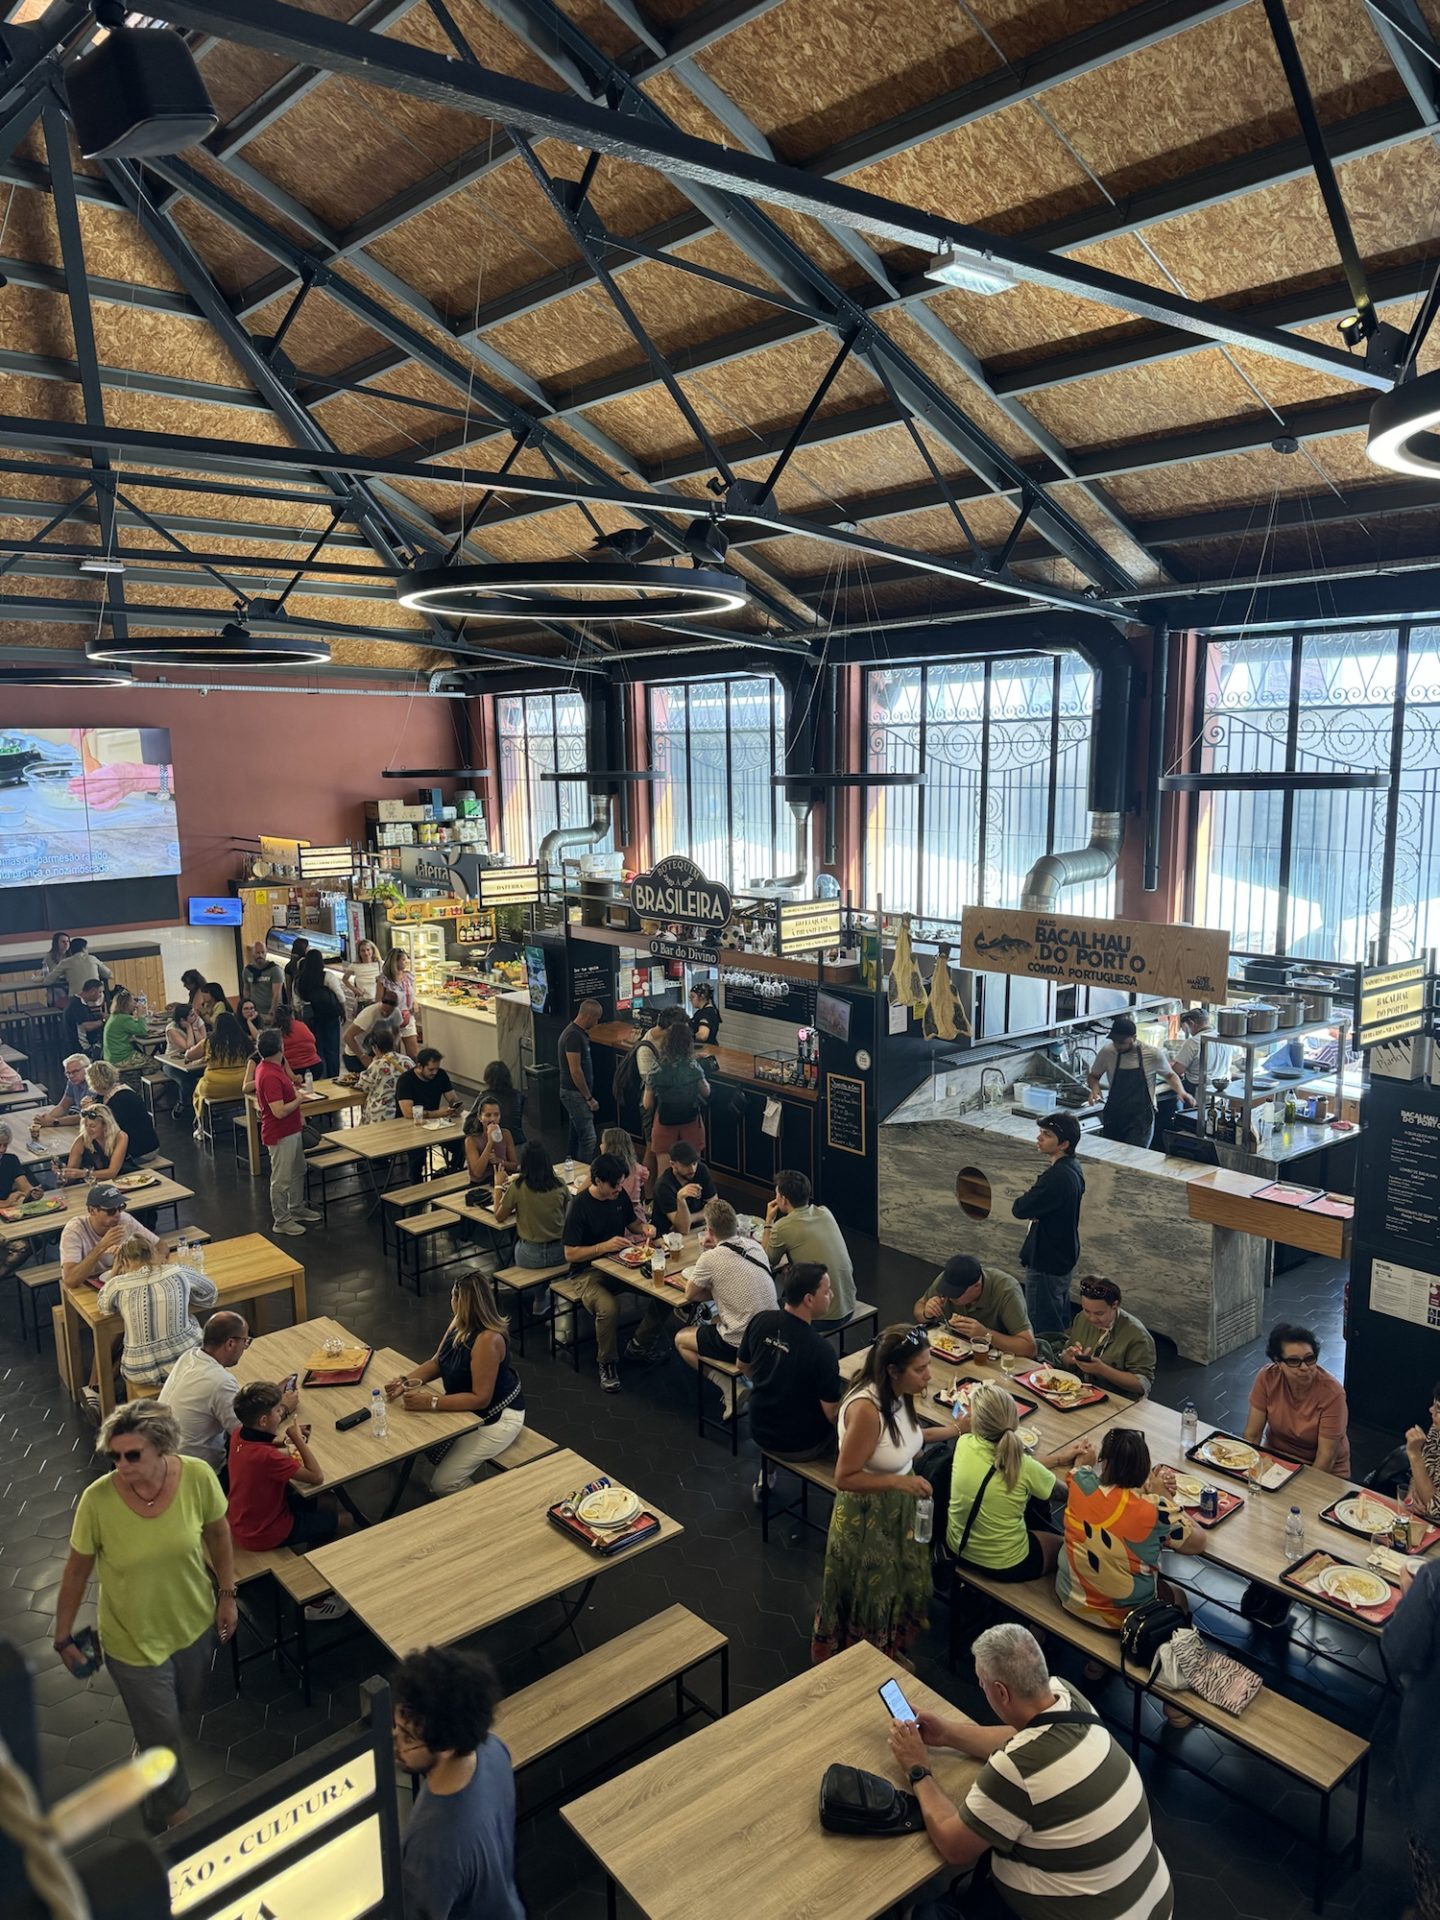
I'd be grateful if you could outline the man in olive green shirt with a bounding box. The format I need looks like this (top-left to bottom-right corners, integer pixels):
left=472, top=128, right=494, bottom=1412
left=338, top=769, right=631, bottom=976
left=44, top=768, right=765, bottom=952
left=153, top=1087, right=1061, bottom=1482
left=1059, top=1275, right=1155, bottom=1397
left=763, top=1170, right=855, bottom=1323
left=913, top=1254, right=1036, bottom=1361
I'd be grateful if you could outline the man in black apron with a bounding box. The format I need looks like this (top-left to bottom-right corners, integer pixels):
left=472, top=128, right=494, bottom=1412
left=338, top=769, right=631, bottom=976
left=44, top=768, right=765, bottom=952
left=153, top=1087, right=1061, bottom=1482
left=1087, top=1015, right=1190, bottom=1150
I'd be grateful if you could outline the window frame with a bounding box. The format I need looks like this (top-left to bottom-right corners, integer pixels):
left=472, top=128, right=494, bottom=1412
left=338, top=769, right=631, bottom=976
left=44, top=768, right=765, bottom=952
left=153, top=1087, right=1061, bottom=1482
left=493, top=687, right=599, bottom=866
left=644, top=673, right=787, bottom=890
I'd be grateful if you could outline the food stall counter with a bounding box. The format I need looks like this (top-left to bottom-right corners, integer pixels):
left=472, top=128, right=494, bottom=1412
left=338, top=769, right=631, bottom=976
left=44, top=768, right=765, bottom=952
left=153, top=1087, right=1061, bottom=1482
left=590, top=1021, right=819, bottom=1102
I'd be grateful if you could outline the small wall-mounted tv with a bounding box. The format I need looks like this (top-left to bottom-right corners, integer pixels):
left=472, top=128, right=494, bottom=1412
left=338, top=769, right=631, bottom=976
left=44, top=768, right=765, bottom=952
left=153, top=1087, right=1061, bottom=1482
left=188, top=896, right=242, bottom=927
left=815, top=988, right=851, bottom=1042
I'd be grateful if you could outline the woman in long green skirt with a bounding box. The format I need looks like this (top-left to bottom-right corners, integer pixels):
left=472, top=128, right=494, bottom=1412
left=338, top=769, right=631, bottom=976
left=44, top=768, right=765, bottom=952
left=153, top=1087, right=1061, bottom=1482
left=812, top=1324, right=935, bottom=1665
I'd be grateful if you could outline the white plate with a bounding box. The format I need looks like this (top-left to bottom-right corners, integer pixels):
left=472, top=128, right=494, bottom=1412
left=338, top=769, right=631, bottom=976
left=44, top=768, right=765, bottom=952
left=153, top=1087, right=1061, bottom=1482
left=1316, top=1564, right=1389, bottom=1609
left=1198, top=1437, right=1258, bottom=1473
left=576, top=1485, right=641, bottom=1529
left=1016, top=1426, right=1040, bottom=1450
left=1335, top=1495, right=1399, bottom=1534
left=1173, top=1474, right=1206, bottom=1506
left=928, top=1335, right=970, bottom=1360
left=1030, top=1368, right=1081, bottom=1393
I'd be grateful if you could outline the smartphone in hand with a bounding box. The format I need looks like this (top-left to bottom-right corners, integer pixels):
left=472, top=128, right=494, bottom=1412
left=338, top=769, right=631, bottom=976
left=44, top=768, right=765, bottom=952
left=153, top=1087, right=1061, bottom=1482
left=69, top=1626, right=104, bottom=1679
left=878, top=1677, right=917, bottom=1723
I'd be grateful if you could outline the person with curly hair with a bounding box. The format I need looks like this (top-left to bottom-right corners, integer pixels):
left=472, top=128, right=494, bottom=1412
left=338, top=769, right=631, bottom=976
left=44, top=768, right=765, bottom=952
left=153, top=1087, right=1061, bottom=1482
left=391, top=1645, right=524, bottom=1920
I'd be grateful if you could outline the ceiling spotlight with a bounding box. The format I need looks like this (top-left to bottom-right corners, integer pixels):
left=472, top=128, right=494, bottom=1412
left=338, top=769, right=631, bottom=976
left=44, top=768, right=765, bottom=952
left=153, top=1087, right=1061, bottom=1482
left=394, top=559, right=752, bottom=623
left=1367, top=369, right=1440, bottom=479
left=79, top=557, right=126, bottom=574
left=64, top=3, right=218, bottom=159
left=88, top=619, right=332, bottom=669
left=925, top=245, right=1018, bottom=296
left=0, top=662, right=133, bottom=687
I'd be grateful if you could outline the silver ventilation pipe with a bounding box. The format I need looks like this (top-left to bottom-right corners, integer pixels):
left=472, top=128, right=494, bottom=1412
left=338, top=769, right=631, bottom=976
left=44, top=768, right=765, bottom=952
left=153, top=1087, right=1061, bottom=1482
left=1017, top=624, right=1135, bottom=911
left=1020, top=812, right=1124, bottom=911
left=538, top=790, right=612, bottom=877
left=756, top=799, right=811, bottom=890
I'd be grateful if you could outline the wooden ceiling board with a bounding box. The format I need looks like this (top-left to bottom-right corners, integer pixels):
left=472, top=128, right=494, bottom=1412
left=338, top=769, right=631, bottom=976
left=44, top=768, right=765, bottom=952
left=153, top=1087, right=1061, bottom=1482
left=874, top=307, right=1050, bottom=461
left=1135, top=141, right=1440, bottom=308
left=239, top=286, right=393, bottom=381
left=193, top=0, right=401, bottom=125
left=1021, top=346, right=1275, bottom=449
left=168, top=200, right=280, bottom=297
left=366, top=153, right=579, bottom=316
left=75, top=198, right=188, bottom=298
left=1104, top=441, right=1314, bottom=515
left=1039, top=0, right=1397, bottom=201
left=387, top=0, right=565, bottom=90
left=691, top=0, right=1132, bottom=164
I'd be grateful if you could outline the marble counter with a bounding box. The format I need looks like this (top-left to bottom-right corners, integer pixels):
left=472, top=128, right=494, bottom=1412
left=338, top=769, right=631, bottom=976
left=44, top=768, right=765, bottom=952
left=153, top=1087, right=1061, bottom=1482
left=878, top=1109, right=1266, bottom=1364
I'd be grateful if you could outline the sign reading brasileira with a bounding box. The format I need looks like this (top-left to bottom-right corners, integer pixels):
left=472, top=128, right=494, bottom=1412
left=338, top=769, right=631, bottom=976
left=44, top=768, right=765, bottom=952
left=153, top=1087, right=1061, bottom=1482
left=630, top=853, right=733, bottom=933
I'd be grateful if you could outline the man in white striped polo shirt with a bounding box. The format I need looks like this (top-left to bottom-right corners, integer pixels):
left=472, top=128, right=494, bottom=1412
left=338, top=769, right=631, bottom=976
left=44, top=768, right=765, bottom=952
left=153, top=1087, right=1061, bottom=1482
left=888, top=1622, right=1173, bottom=1920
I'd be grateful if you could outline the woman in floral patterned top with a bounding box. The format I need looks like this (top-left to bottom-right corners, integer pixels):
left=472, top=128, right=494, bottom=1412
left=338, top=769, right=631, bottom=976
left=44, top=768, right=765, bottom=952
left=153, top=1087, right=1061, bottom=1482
left=1405, top=1384, right=1440, bottom=1523
left=356, top=1025, right=405, bottom=1123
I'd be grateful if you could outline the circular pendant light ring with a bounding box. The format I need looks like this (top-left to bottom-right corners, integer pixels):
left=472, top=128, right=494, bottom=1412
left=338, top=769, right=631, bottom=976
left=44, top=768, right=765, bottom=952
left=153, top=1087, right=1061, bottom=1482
left=87, top=622, right=332, bottom=669
left=1367, top=368, right=1440, bottom=479
left=394, top=560, right=751, bottom=622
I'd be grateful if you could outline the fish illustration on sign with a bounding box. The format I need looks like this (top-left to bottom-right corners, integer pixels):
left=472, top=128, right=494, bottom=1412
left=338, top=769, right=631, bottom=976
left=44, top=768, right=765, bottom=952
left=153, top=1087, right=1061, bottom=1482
left=974, top=931, right=1033, bottom=955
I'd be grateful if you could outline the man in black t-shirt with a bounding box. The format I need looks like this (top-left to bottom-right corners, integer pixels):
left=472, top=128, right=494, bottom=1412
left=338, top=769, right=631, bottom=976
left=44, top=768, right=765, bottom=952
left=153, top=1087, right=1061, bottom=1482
left=739, top=1263, right=843, bottom=1497
left=652, top=1140, right=716, bottom=1234
left=558, top=999, right=602, bottom=1163
left=561, top=1150, right=670, bottom=1393
left=64, top=980, right=106, bottom=1056
left=397, top=1048, right=463, bottom=1176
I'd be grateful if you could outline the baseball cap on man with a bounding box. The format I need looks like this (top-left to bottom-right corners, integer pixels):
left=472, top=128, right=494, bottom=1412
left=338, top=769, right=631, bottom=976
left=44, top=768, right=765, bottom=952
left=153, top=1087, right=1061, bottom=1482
left=87, top=1182, right=126, bottom=1210
left=935, top=1254, right=984, bottom=1297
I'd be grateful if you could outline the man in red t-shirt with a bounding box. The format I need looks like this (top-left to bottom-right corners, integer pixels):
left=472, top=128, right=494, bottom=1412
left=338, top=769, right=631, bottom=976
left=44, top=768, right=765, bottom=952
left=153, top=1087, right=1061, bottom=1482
left=226, top=1381, right=351, bottom=1550
left=254, top=1028, right=319, bottom=1237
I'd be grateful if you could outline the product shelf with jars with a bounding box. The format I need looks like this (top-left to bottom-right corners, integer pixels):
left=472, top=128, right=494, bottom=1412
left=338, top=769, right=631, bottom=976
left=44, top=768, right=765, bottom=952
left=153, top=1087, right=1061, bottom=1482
left=390, top=921, right=448, bottom=997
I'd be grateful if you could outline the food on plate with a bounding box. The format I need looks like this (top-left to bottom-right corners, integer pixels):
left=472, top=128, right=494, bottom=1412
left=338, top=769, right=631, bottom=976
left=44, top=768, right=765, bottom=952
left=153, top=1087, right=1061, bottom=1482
left=618, top=1245, right=649, bottom=1267
left=1336, top=1495, right=1398, bottom=1533
left=576, top=1485, right=640, bottom=1528
left=928, top=1334, right=968, bottom=1359
left=1173, top=1474, right=1206, bottom=1504
left=936, top=1381, right=974, bottom=1410
left=1317, top=1565, right=1390, bottom=1609
left=1201, top=1438, right=1258, bottom=1471
left=1016, top=1426, right=1040, bottom=1449
left=1030, top=1367, right=1083, bottom=1396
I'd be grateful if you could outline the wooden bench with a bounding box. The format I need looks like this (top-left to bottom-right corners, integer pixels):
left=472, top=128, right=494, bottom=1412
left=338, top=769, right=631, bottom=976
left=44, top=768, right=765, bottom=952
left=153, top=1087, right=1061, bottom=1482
left=758, top=1450, right=839, bottom=1544
left=394, top=1208, right=463, bottom=1291
left=495, top=1604, right=727, bottom=1816
left=13, top=1259, right=62, bottom=1348
left=493, top=1261, right=568, bottom=1355
left=696, top=1350, right=748, bottom=1454
left=486, top=1423, right=560, bottom=1473
left=303, top=1141, right=364, bottom=1219
left=549, top=1275, right=595, bottom=1371
left=380, top=1168, right=472, bottom=1248
left=952, top=1565, right=1370, bottom=1913
left=816, top=1298, right=879, bottom=1356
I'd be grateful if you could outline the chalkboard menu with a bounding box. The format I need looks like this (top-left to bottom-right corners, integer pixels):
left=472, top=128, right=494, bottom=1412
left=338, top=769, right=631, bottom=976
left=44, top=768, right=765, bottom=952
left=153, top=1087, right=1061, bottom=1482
left=1371, top=1081, right=1440, bottom=1256
left=723, top=977, right=817, bottom=1026
left=567, top=938, right=617, bottom=1017
left=826, top=1073, right=866, bottom=1156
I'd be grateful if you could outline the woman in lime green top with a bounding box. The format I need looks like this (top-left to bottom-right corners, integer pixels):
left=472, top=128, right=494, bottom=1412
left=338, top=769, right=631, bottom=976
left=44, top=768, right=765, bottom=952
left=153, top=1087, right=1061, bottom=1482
left=102, top=987, right=149, bottom=1067
left=946, top=1382, right=1095, bottom=1581
left=54, top=1401, right=236, bottom=1830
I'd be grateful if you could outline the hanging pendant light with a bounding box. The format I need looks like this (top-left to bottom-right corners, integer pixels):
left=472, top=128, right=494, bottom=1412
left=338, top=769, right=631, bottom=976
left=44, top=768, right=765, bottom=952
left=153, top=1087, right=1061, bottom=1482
left=88, top=618, right=331, bottom=669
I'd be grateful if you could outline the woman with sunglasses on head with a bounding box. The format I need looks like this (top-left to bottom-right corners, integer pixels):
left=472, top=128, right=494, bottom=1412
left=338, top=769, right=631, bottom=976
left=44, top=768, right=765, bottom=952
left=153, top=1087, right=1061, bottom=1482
left=53, top=1401, right=236, bottom=1833
left=812, top=1322, right=937, bottom=1669
left=1058, top=1277, right=1156, bottom=1400
left=60, top=1103, right=127, bottom=1184
left=1242, top=1322, right=1350, bottom=1475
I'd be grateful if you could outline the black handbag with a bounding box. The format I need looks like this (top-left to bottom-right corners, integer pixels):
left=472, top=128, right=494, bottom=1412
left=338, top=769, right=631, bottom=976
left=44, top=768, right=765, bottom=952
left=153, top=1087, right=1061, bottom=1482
left=1119, top=1597, right=1187, bottom=1668
left=818, top=1764, right=924, bottom=1836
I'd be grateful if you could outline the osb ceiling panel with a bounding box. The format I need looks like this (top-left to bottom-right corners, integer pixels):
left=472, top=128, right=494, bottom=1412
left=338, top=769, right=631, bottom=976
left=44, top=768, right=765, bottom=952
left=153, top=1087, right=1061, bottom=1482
left=193, top=0, right=397, bottom=126
left=1021, top=348, right=1284, bottom=450
left=1105, top=441, right=1317, bottom=515
left=690, top=0, right=1134, bottom=163
left=168, top=199, right=279, bottom=297
left=876, top=308, right=1047, bottom=462
left=1039, top=0, right=1398, bottom=198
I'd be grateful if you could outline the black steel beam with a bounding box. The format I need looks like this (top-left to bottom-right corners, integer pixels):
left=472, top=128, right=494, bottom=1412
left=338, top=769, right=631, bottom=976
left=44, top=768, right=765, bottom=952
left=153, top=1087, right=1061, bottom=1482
left=1365, top=0, right=1440, bottom=123
left=43, top=101, right=126, bottom=643
left=0, top=345, right=265, bottom=411
left=138, top=0, right=1393, bottom=391
left=1134, top=478, right=1440, bottom=546
left=0, top=253, right=202, bottom=315
left=0, top=411, right=1128, bottom=619
left=0, top=539, right=399, bottom=583
left=1139, top=560, right=1440, bottom=629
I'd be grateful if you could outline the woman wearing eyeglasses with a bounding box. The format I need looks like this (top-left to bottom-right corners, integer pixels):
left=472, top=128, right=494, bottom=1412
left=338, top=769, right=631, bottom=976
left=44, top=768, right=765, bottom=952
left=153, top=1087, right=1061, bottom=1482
left=53, top=1401, right=236, bottom=1832
left=1242, top=1322, right=1350, bottom=1475
left=812, top=1323, right=936, bottom=1669
left=1058, top=1277, right=1156, bottom=1400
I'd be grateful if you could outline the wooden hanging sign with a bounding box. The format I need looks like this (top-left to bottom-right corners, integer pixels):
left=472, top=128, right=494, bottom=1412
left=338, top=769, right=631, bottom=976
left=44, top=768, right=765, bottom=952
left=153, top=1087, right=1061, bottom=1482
left=957, top=906, right=1230, bottom=1001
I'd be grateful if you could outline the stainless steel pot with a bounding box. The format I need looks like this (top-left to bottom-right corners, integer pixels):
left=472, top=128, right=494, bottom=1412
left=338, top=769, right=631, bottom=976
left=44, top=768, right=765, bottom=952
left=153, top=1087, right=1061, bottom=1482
left=1247, top=1003, right=1279, bottom=1033
left=1302, top=990, right=1333, bottom=1022
left=1216, top=1006, right=1250, bottom=1037
left=1271, top=994, right=1305, bottom=1027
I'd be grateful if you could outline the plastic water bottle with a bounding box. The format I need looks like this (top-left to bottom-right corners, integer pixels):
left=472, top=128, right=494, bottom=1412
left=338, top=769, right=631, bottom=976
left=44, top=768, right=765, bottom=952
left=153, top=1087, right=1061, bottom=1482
left=188, top=1238, right=205, bottom=1274
left=564, top=1155, right=575, bottom=1187
left=1180, top=1399, right=1198, bottom=1452
left=1284, top=1505, right=1305, bottom=1559
left=370, top=1388, right=388, bottom=1439
left=913, top=1493, right=934, bottom=1545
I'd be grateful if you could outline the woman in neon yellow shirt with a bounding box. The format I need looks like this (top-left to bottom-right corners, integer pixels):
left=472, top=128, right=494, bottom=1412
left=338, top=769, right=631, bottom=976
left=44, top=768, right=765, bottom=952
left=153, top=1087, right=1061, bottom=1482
left=102, top=987, right=149, bottom=1067
left=53, top=1402, right=236, bottom=1831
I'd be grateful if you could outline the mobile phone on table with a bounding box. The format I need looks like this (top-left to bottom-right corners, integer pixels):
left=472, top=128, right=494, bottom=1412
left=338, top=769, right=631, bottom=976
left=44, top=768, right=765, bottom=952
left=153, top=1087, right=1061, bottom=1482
left=282, top=1372, right=299, bottom=1394
left=878, top=1677, right=917, bottom=1723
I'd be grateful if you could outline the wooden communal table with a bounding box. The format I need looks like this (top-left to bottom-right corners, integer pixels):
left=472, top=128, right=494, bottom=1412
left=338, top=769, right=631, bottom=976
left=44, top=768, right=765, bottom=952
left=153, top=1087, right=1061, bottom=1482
left=839, top=1341, right=1119, bottom=1459
left=2, top=1171, right=193, bottom=1258
left=0, top=1081, right=49, bottom=1113
left=234, top=1315, right=478, bottom=1519
left=592, top=1228, right=704, bottom=1311
left=309, top=1446, right=681, bottom=1657
left=1115, top=1396, right=1435, bottom=1635
left=61, top=1230, right=306, bottom=1420
left=323, top=1112, right=466, bottom=1207
left=564, top=1639, right=979, bottom=1920
left=242, top=1077, right=363, bottom=1177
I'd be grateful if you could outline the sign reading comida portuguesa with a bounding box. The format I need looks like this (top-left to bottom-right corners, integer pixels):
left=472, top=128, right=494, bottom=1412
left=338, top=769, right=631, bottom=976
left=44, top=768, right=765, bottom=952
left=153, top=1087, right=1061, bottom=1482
left=631, top=854, right=733, bottom=964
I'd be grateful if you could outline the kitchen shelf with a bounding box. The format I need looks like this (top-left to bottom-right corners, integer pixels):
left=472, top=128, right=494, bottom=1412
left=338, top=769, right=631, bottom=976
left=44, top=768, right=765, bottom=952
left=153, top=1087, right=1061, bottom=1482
left=1207, top=1020, right=1343, bottom=1051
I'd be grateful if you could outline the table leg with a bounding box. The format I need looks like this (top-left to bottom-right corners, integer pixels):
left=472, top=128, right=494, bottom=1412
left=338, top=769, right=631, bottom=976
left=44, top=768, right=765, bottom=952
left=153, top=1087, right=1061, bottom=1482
left=245, top=1099, right=261, bottom=1179
left=61, top=1289, right=85, bottom=1405
left=97, top=1317, right=120, bottom=1419
left=290, top=1268, right=308, bottom=1321
left=378, top=1456, right=415, bottom=1522
left=251, top=1293, right=269, bottom=1335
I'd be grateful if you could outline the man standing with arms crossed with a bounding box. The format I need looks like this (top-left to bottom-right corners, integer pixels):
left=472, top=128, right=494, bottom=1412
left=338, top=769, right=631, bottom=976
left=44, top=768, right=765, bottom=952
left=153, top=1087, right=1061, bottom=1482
left=558, top=998, right=603, bottom=1165
left=1010, top=1110, right=1086, bottom=1341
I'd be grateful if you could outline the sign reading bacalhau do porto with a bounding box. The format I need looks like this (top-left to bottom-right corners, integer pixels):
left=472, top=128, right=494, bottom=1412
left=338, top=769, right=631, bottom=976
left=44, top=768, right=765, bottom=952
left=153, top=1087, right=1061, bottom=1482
left=1356, top=955, right=1433, bottom=1049
left=957, top=905, right=1230, bottom=1001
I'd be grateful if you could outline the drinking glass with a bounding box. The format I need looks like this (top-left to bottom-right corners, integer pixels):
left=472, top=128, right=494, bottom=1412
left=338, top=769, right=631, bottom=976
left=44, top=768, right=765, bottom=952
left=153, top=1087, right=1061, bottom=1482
left=972, top=1330, right=991, bottom=1362
left=1000, top=1352, right=1016, bottom=1380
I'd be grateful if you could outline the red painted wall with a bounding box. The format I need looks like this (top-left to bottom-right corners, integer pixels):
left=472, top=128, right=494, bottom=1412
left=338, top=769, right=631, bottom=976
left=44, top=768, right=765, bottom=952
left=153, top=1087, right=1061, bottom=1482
left=3, top=684, right=466, bottom=940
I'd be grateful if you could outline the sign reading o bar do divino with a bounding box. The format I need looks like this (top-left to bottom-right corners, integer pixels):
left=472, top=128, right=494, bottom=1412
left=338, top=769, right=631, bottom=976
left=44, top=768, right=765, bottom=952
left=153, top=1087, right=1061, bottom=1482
left=957, top=906, right=1230, bottom=1002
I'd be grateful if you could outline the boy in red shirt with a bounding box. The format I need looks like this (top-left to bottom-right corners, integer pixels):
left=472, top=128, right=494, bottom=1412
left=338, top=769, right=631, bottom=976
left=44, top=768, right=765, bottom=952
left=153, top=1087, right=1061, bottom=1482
left=226, top=1382, right=352, bottom=1550
left=254, top=1028, right=319, bottom=1237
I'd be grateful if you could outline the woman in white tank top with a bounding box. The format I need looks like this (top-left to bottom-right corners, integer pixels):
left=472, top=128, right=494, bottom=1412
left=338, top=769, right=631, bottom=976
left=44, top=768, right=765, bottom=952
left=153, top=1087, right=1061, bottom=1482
left=812, top=1323, right=937, bottom=1669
